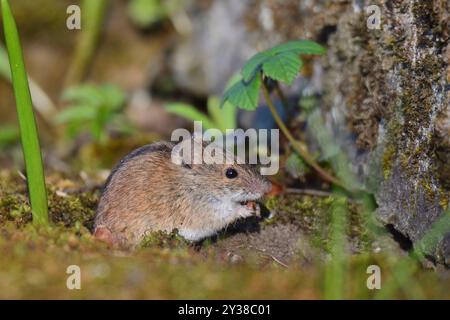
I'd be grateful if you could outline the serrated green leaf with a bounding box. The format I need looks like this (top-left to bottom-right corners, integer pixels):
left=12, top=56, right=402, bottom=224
left=220, top=73, right=242, bottom=107
left=241, top=51, right=270, bottom=82
left=222, top=75, right=261, bottom=110
left=269, top=40, right=326, bottom=55
left=166, top=103, right=215, bottom=130
left=240, top=40, right=325, bottom=83
left=223, top=40, right=325, bottom=111
left=262, top=52, right=303, bottom=84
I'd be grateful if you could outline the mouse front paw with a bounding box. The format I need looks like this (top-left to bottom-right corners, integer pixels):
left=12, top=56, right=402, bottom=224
left=235, top=202, right=261, bottom=218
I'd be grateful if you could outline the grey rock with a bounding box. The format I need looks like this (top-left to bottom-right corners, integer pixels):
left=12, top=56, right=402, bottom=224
left=170, top=0, right=256, bottom=95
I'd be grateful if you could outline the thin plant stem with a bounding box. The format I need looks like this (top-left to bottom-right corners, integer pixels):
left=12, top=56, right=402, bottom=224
left=324, top=197, right=348, bottom=299
left=261, top=75, right=347, bottom=190
left=285, top=188, right=357, bottom=205
left=65, top=0, right=109, bottom=86
left=285, top=188, right=334, bottom=197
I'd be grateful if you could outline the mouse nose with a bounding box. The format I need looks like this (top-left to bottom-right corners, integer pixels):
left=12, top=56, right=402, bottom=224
left=264, top=181, right=282, bottom=196
left=253, top=179, right=273, bottom=195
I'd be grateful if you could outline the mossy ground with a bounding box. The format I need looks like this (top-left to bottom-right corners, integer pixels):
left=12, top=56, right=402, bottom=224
left=0, top=170, right=449, bottom=299
left=265, top=195, right=372, bottom=252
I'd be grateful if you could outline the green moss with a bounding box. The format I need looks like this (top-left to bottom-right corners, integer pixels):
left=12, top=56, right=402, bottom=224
left=331, top=0, right=449, bottom=218
left=0, top=194, right=31, bottom=221
left=0, top=171, right=98, bottom=229
left=140, top=229, right=190, bottom=249
left=382, top=143, right=397, bottom=180
left=375, top=0, right=449, bottom=213
left=47, top=187, right=98, bottom=230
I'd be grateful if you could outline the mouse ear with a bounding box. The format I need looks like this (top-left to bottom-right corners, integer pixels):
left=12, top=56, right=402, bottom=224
left=171, top=134, right=204, bottom=167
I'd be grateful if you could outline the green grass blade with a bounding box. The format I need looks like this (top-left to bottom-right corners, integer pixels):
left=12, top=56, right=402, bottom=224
left=207, top=96, right=236, bottom=132
left=1, top=0, right=48, bottom=225
left=165, top=103, right=216, bottom=130
left=206, top=97, right=224, bottom=131
left=324, top=197, right=348, bottom=299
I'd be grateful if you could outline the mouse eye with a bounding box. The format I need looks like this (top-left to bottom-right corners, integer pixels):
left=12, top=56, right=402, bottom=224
left=225, top=168, right=238, bottom=179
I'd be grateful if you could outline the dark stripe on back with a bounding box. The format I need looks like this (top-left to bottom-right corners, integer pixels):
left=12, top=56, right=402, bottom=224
left=101, top=142, right=173, bottom=195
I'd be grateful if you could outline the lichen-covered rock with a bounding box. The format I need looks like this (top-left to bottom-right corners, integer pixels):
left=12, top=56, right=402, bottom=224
left=171, top=0, right=450, bottom=265
left=319, top=0, right=450, bottom=266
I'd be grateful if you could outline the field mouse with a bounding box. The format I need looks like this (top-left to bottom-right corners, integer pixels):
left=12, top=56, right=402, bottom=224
left=94, top=137, right=272, bottom=248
